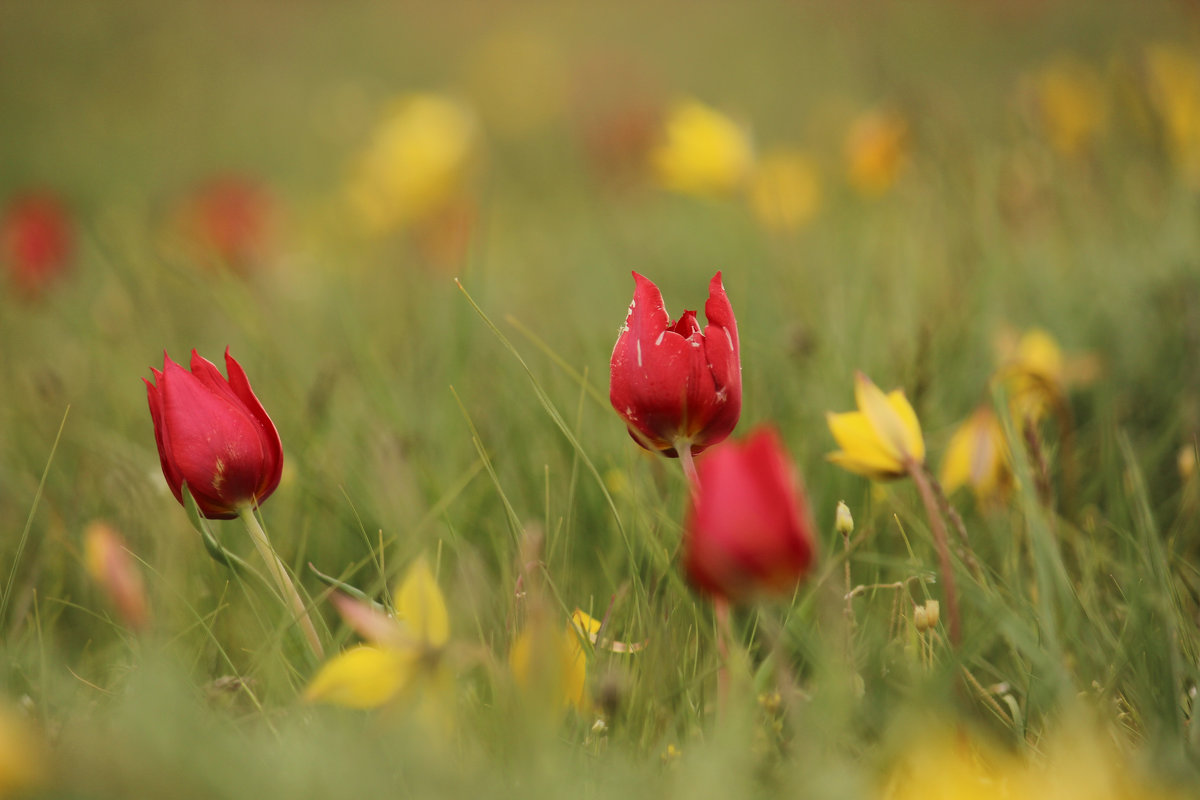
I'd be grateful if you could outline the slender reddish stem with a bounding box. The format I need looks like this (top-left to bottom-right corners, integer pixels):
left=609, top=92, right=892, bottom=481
left=907, top=460, right=962, bottom=648
left=677, top=439, right=701, bottom=504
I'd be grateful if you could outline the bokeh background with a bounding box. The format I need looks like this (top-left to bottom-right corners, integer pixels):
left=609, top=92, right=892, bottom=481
left=4, top=1, right=1200, bottom=797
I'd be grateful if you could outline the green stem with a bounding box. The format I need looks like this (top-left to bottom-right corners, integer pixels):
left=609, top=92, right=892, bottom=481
left=907, top=460, right=962, bottom=648
left=238, top=506, right=324, bottom=659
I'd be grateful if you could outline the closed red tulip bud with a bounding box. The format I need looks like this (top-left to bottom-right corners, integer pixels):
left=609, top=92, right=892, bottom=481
left=1, top=191, right=73, bottom=297
left=684, top=427, right=816, bottom=602
left=145, top=348, right=283, bottom=519
left=610, top=271, right=740, bottom=457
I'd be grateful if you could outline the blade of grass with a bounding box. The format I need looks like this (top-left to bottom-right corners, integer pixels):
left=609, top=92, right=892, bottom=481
left=2, top=406, right=69, bottom=630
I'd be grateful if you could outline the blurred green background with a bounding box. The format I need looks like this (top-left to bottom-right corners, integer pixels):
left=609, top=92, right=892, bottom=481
left=3, top=1, right=1200, bottom=797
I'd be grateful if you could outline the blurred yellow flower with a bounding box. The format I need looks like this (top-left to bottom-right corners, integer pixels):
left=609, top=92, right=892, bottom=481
left=881, top=728, right=1018, bottom=800
left=345, top=94, right=479, bottom=233
left=650, top=99, right=754, bottom=197
left=0, top=704, right=43, bottom=796
left=304, top=558, right=451, bottom=711
left=1027, top=57, right=1109, bottom=158
left=845, top=108, right=909, bottom=197
left=1178, top=442, right=1196, bottom=482
left=1144, top=44, right=1200, bottom=188
left=995, top=327, right=1066, bottom=426
left=827, top=372, right=925, bottom=480
left=939, top=406, right=1011, bottom=500
left=509, top=608, right=600, bottom=712
left=883, top=715, right=1186, bottom=800
left=747, top=149, right=821, bottom=231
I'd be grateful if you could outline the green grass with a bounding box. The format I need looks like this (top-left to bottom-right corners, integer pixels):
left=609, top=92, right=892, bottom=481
left=3, top=0, right=1200, bottom=796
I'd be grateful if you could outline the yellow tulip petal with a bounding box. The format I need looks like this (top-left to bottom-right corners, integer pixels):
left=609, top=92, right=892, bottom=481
left=395, top=558, right=450, bottom=648
left=939, top=421, right=975, bottom=495
left=511, top=617, right=589, bottom=712
left=827, top=450, right=907, bottom=481
left=826, top=410, right=907, bottom=478
left=562, top=622, right=588, bottom=712
left=303, top=645, right=414, bottom=709
left=1015, top=328, right=1064, bottom=385
left=885, top=389, right=926, bottom=464
left=827, top=411, right=893, bottom=464
left=571, top=609, right=602, bottom=642
left=855, top=372, right=921, bottom=466
left=940, top=407, right=1010, bottom=500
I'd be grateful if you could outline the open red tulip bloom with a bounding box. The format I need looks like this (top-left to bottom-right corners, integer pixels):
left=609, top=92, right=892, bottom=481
left=684, top=427, right=816, bottom=602
left=609, top=271, right=741, bottom=457
left=145, top=349, right=283, bottom=519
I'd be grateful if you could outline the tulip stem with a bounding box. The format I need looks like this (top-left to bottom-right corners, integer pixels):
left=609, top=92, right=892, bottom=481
left=677, top=440, right=701, bottom=503
left=238, top=506, right=325, bottom=660
left=907, top=460, right=962, bottom=649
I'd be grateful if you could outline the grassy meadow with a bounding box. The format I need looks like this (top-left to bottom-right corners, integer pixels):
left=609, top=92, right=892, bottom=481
left=3, top=0, right=1200, bottom=796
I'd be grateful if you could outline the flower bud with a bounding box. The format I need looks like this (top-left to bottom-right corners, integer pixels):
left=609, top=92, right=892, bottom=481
left=683, top=427, right=816, bottom=602
left=914, top=599, right=940, bottom=632
left=83, top=522, right=149, bottom=630
left=835, top=500, right=854, bottom=535
left=144, top=349, right=283, bottom=519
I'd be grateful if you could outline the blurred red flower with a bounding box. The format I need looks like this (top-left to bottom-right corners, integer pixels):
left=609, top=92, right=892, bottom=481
left=609, top=271, right=741, bottom=457
left=179, top=175, right=275, bottom=271
left=1, top=191, right=73, bottom=297
left=684, top=427, right=816, bottom=602
left=144, top=348, right=283, bottom=519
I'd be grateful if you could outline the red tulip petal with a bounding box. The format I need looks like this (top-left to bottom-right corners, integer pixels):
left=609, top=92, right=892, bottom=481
left=145, top=371, right=184, bottom=506
left=685, top=428, right=814, bottom=601
left=158, top=355, right=267, bottom=517
left=223, top=347, right=283, bottom=502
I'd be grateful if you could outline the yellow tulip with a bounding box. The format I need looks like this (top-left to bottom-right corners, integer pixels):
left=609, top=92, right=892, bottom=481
left=1027, top=57, right=1108, bottom=158
left=939, top=406, right=1011, bottom=501
left=650, top=99, right=754, bottom=197
left=509, top=608, right=600, bottom=713
left=827, top=372, right=925, bottom=480
left=997, top=328, right=1065, bottom=426
left=345, top=94, right=479, bottom=233
left=880, top=726, right=1020, bottom=800
left=304, top=558, right=452, bottom=712
left=1144, top=44, right=1200, bottom=187
left=845, top=108, right=909, bottom=197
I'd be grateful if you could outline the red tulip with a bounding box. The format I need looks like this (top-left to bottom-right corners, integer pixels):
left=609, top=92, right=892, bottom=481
left=145, top=349, right=283, bottom=519
left=1, top=191, right=73, bottom=296
left=684, top=427, right=816, bottom=602
left=609, top=271, right=740, bottom=457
